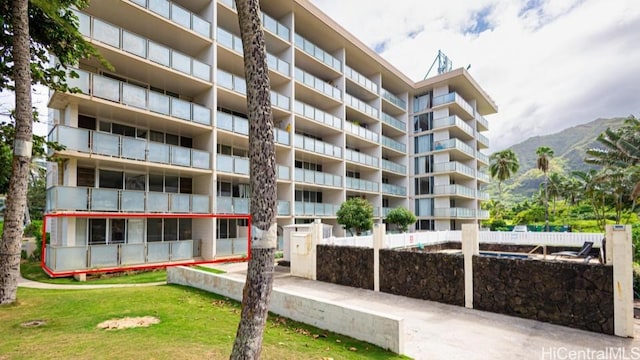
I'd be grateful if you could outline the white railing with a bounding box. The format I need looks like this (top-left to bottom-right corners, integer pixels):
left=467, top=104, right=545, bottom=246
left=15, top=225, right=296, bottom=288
left=479, top=232, right=603, bottom=248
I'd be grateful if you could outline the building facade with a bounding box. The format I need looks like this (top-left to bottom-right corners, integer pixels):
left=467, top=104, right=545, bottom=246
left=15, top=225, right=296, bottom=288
left=45, top=0, right=497, bottom=273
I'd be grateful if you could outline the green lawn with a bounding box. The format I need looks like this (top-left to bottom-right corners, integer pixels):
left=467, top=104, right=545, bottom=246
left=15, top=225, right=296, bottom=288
left=0, top=286, right=406, bottom=360
left=20, top=260, right=168, bottom=285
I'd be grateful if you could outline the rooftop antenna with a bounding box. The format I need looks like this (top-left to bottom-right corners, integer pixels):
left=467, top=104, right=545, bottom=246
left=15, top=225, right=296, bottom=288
left=424, top=50, right=453, bottom=80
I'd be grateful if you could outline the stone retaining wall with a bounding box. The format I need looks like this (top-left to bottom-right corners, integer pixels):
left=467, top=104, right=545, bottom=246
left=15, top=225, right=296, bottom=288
left=316, top=245, right=374, bottom=290
left=380, top=249, right=464, bottom=306
left=473, top=256, right=614, bottom=334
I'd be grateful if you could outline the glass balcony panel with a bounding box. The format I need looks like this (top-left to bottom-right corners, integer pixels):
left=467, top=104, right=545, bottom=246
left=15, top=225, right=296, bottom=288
left=217, top=28, right=234, bottom=49
left=93, top=19, right=120, bottom=48
left=234, top=198, right=249, bottom=214
left=148, top=142, right=169, bottom=164
left=171, top=4, right=191, bottom=30
left=121, top=137, right=146, bottom=160
left=122, top=30, right=146, bottom=57
left=147, top=242, right=170, bottom=263
left=235, top=157, right=249, bottom=175
left=171, top=51, right=191, bottom=75
left=122, top=83, right=147, bottom=109
left=234, top=77, right=247, bottom=94
left=68, top=69, right=90, bottom=93
left=294, top=201, right=303, bottom=215
left=192, top=60, right=210, bottom=81
left=277, top=165, right=289, bottom=180
left=170, top=193, right=190, bottom=212
left=56, top=126, right=90, bottom=153
left=278, top=201, right=289, bottom=216
left=217, top=111, right=233, bottom=131
left=91, top=188, right=118, bottom=211
left=55, top=187, right=89, bottom=211
left=171, top=146, right=191, bottom=166
left=121, top=190, right=145, bottom=211
left=192, top=194, right=209, bottom=213
left=192, top=104, right=211, bottom=125
left=192, top=150, right=210, bottom=169
left=304, top=202, right=313, bottom=215
left=121, top=244, right=146, bottom=265
left=171, top=240, right=193, bottom=260
left=89, top=245, right=119, bottom=268
left=93, top=132, right=120, bottom=157
left=147, top=192, right=169, bottom=212
left=148, top=41, right=171, bottom=67
left=381, top=112, right=405, bottom=131
left=130, top=0, right=146, bottom=6
left=148, top=0, right=170, bottom=18
left=93, top=76, right=120, bottom=102
left=216, top=154, right=233, bottom=172
left=275, top=128, right=289, bottom=145
left=148, top=91, right=170, bottom=115
left=217, top=196, right=233, bottom=213
left=235, top=116, right=249, bottom=135
left=75, top=11, right=90, bottom=36
left=171, top=98, right=191, bottom=120
left=192, top=16, right=210, bottom=37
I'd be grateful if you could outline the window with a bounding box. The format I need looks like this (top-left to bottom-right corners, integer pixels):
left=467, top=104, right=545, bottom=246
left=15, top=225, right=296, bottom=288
left=165, top=176, right=179, bottom=193
left=416, top=219, right=434, bottom=230
left=125, top=173, right=145, bottom=190
left=413, top=92, right=431, bottom=113
left=112, top=123, right=135, bottom=137
left=415, top=177, right=433, bottom=195
left=414, top=155, right=433, bottom=174
left=99, top=170, right=123, bottom=189
left=415, top=198, right=433, bottom=216
left=110, top=219, right=126, bottom=244
left=179, top=219, right=192, bottom=240
left=295, top=190, right=322, bottom=203
left=413, top=112, right=432, bottom=133
left=164, top=218, right=178, bottom=241
left=414, top=134, right=432, bottom=154
left=147, top=218, right=163, bottom=242
left=89, top=219, right=106, bottom=245
left=77, top=167, right=95, bottom=187
left=78, top=115, right=96, bottom=130
left=149, top=174, right=164, bottom=192
left=150, top=131, right=164, bottom=143
left=218, top=182, right=231, bottom=197
left=180, top=177, right=192, bottom=194
left=346, top=170, right=360, bottom=179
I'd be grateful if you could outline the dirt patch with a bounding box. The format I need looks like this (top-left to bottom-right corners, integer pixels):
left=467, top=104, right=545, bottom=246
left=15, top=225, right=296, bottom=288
left=97, top=316, right=160, bottom=330
left=21, top=320, right=46, bottom=328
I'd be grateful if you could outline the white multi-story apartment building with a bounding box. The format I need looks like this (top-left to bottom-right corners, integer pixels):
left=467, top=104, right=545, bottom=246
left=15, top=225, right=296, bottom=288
left=45, top=0, right=496, bottom=274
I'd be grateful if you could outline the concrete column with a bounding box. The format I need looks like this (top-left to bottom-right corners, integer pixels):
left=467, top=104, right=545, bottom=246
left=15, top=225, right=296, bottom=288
left=608, top=225, right=634, bottom=337
left=605, top=226, right=614, bottom=265
left=311, top=219, right=322, bottom=281
left=461, top=223, right=479, bottom=309
left=373, top=223, right=385, bottom=292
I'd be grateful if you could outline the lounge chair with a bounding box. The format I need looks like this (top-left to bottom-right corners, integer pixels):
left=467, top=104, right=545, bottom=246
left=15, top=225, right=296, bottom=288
left=552, top=241, right=594, bottom=262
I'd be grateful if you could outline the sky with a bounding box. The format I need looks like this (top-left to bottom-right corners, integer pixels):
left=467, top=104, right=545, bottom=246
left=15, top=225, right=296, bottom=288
left=311, top=0, right=640, bottom=151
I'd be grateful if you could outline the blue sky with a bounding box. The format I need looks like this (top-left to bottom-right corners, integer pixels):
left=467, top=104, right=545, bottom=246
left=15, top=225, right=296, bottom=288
left=312, top=0, right=640, bottom=151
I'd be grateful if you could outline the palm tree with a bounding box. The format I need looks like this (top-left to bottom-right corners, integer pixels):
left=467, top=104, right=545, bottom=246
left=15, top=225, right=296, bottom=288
left=546, top=172, right=564, bottom=215
left=536, top=146, right=554, bottom=231
left=489, top=149, right=520, bottom=202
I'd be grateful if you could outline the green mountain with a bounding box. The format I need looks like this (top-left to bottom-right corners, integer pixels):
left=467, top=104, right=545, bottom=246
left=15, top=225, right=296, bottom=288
left=487, top=117, right=626, bottom=202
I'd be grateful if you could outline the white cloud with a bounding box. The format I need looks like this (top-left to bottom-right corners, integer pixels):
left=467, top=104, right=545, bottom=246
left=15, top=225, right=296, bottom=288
left=311, top=0, right=640, bottom=151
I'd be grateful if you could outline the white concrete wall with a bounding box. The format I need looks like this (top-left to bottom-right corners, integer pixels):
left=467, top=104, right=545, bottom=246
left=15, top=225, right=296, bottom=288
left=167, top=266, right=405, bottom=354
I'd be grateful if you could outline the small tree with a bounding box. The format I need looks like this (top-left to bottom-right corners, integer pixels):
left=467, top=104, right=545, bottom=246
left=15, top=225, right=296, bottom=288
left=385, top=207, right=416, bottom=232
left=336, top=197, right=373, bottom=236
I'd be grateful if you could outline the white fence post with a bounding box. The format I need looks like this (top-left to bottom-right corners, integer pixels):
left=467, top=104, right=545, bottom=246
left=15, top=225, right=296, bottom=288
left=608, top=225, right=634, bottom=337
left=373, top=223, right=385, bottom=292
left=462, top=224, right=479, bottom=309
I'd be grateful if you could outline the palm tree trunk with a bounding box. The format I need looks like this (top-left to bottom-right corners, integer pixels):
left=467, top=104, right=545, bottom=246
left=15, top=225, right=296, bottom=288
left=230, top=0, right=277, bottom=358
left=0, top=0, right=32, bottom=305
left=544, top=174, right=549, bottom=232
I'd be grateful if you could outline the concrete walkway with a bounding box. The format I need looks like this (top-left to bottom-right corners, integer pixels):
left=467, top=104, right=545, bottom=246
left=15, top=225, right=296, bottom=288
left=211, top=262, right=640, bottom=360
left=17, top=275, right=165, bottom=290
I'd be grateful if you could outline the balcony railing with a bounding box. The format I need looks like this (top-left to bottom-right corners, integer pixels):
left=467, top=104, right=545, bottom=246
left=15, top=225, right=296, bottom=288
left=294, top=101, right=342, bottom=130
left=433, top=207, right=476, bottom=218
left=344, top=121, right=378, bottom=143
left=216, top=154, right=249, bottom=175
left=381, top=135, right=406, bottom=152
left=432, top=115, right=473, bottom=137
left=46, top=186, right=209, bottom=213
left=294, top=34, right=341, bottom=72
left=380, top=112, right=406, bottom=132
left=477, top=132, right=490, bottom=147
left=294, top=202, right=340, bottom=216
left=216, top=111, right=290, bottom=145
left=65, top=69, right=211, bottom=125
left=294, top=134, right=342, bottom=158
left=130, top=0, right=210, bottom=37
left=346, top=177, right=378, bottom=192
left=294, top=168, right=341, bottom=187
left=294, top=67, right=341, bottom=100
left=433, top=138, right=475, bottom=157
left=345, top=93, right=378, bottom=118
left=217, top=69, right=290, bottom=109
left=434, top=184, right=476, bottom=198
left=344, top=65, right=377, bottom=94
left=433, top=161, right=475, bottom=177
left=382, top=183, right=407, bottom=196
left=218, top=0, right=290, bottom=42
left=476, top=113, right=489, bottom=130
left=216, top=197, right=290, bottom=215
left=217, top=28, right=290, bottom=76
left=76, top=12, right=211, bottom=81
left=478, top=191, right=490, bottom=201
left=477, top=171, right=491, bottom=183
left=345, top=149, right=378, bottom=167
left=381, top=88, right=406, bottom=110
left=477, top=152, right=489, bottom=164
left=45, top=240, right=196, bottom=272
left=49, top=125, right=210, bottom=169
left=381, top=159, right=406, bottom=174
left=432, top=92, right=474, bottom=117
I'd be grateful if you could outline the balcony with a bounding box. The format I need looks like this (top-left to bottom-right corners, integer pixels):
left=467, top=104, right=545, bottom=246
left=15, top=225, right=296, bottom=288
left=433, top=207, right=477, bottom=219
left=216, top=154, right=289, bottom=180
left=294, top=202, right=340, bottom=216
left=381, top=88, right=406, bottom=110
left=381, top=159, right=406, bottom=174
left=216, top=196, right=249, bottom=214
left=294, top=101, right=342, bottom=130
left=294, top=33, right=341, bottom=72
left=432, top=92, right=474, bottom=119
left=216, top=111, right=290, bottom=146
left=295, top=67, right=341, bottom=100
left=432, top=161, right=475, bottom=178
left=55, top=69, right=211, bottom=126
left=434, top=138, right=475, bottom=158
left=217, top=28, right=290, bottom=77
left=77, top=12, right=210, bottom=82
left=49, top=125, right=210, bottom=170
left=294, top=168, right=341, bottom=187
left=344, top=65, right=378, bottom=94
left=432, top=115, right=474, bottom=138
left=477, top=132, right=490, bottom=148
left=346, top=177, right=379, bottom=192
left=478, top=191, right=490, bottom=201
left=344, top=121, right=378, bottom=143
left=380, top=112, right=406, bottom=132
left=345, top=149, right=378, bottom=167
left=433, top=184, right=476, bottom=198
left=477, top=171, right=491, bottom=183
left=381, top=135, right=406, bottom=153
left=476, top=113, right=489, bottom=132
left=382, top=183, right=407, bottom=196
left=294, top=134, right=342, bottom=158
left=217, top=1, right=290, bottom=42
left=130, top=0, right=210, bottom=37
left=477, top=152, right=490, bottom=165
left=217, top=69, right=290, bottom=110
left=345, top=93, right=378, bottom=119
left=278, top=200, right=290, bottom=216
left=46, top=186, right=209, bottom=213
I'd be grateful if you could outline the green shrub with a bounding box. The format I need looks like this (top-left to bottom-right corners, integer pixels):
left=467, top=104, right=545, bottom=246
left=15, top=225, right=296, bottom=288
left=24, top=220, right=42, bottom=237
left=634, top=264, right=640, bottom=299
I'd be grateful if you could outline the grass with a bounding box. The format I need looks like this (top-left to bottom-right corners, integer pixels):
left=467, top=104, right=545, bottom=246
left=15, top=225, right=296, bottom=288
left=20, top=260, right=167, bottom=285
left=0, top=286, right=406, bottom=360
left=193, top=265, right=226, bottom=274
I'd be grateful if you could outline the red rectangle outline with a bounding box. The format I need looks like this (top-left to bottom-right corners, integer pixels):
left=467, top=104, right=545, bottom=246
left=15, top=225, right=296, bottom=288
left=41, top=212, right=252, bottom=277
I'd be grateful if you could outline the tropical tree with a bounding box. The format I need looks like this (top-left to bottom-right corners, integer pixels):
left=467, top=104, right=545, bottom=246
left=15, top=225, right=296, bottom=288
left=536, top=146, right=554, bottom=231
left=337, top=197, right=374, bottom=236
left=0, top=0, right=103, bottom=305
left=385, top=207, right=417, bottom=232
left=230, top=0, right=277, bottom=357
left=489, top=149, right=519, bottom=201
left=573, top=169, right=607, bottom=231
left=546, top=172, right=564, bottom=215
